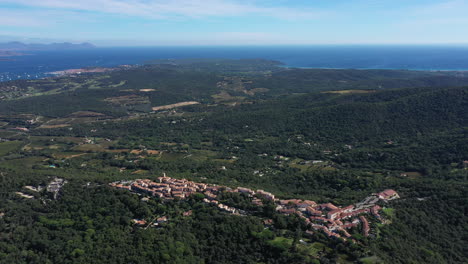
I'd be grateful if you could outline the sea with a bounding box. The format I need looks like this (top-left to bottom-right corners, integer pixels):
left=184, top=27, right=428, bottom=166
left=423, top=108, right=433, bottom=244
left=2, top=45, right=468, bottom=82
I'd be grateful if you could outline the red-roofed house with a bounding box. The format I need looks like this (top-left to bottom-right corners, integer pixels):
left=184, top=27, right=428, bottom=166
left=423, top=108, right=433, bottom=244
left=278, top=208, right=296, bottom=215
left=183, top=210, right=193, bottom=217
left=377, top=189, right=400, bottom=200
left=360, top=216, right=370, bottom=237
left=327, top=209, right=342, bottom=220
left=306, top=206, right=321, bottom=216
left=320, top=203, right=339, bottom=211
left=256, top=189, right=275, bottom=200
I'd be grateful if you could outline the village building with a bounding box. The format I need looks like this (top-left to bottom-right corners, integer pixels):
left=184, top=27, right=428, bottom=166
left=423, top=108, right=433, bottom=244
left=278, top=208, right=296, bottom=215
left=360, top=216, right=370, bottom=237
left=319, top=203, right=339, bottom=211
left=132, top=219, right=147, bottom=226
left=236, top=187, right=255, bottom=196
left=256, top=189, right=275, bottom=200
left=252, top=198, right=263, bottom=206
left=183, top=210, right=193, bottom=217
left=377, top=189, right=400, bottom=200
left=327, top=209, right=342, bottom=220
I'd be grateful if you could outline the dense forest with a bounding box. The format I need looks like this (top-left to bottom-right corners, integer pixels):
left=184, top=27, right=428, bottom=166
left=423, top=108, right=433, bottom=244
left=0, top=59, right=467, bottom=263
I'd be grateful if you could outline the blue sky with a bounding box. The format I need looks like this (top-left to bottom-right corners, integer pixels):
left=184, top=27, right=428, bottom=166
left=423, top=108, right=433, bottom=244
left=0, top=0, right=467, bottom=46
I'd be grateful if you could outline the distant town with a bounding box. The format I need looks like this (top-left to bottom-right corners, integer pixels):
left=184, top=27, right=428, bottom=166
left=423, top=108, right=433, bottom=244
left=110, top=175, right=399, bottom=242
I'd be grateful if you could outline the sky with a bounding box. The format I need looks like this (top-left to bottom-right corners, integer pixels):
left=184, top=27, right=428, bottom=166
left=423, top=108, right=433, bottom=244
left=0, top=0, right=468, bottom=46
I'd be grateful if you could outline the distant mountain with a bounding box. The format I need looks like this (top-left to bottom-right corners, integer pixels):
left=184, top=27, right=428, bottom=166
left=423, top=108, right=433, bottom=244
left=0, top=41, right=96, bottom=51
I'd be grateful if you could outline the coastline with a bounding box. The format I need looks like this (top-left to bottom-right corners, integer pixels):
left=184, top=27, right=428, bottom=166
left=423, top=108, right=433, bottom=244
left=2, top=45, right=468, bottom=82
left=280, top=65, right=468, bottom=72
left=2, top=62, right=468, bottom=83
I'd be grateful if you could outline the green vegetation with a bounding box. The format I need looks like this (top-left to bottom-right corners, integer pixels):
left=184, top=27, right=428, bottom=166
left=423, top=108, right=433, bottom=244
left=0, top=141, right=23, bottom=156
left=0, top=59, right=466, bottom=263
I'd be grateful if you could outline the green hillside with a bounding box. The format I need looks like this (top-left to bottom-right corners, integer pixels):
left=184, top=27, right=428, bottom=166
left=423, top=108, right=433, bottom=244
left=0, top=60, right=466, bottom=264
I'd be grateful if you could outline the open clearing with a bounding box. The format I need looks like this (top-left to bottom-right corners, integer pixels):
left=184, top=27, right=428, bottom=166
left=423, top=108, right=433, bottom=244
left=53, top=152, right=90, bottom=159
left=152, top=101, right=200, bottom=111
left=104, top=95, right=149, bottom=105
left=130, top=149, right=160, bottom=155
left=211, top=91, right=246, bottom=103
left=39, top=124, right=71, bottom=129
left=323, top=89, right=375, bottom=94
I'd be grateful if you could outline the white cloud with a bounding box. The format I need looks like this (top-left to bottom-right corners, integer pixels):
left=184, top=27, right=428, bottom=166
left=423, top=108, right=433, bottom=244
left=0, top=0, right=324, bottom=20
left=391, top=0, right=468, bottom=42
left=0, top=10, right=47, bottom=27
left=415, top=0, right=468, bottom=14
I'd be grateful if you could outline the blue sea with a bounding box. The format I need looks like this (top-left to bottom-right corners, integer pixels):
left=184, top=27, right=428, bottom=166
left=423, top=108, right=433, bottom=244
left=2, top=45, right=468, bottom=82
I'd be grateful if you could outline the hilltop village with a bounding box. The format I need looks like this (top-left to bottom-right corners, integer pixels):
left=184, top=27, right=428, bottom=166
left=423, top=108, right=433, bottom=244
left=110, top=175, right=399, bottom=242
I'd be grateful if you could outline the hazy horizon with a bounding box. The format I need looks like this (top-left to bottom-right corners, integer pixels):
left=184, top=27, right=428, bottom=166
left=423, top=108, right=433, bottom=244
left=3, top=40, right=468, bottom=48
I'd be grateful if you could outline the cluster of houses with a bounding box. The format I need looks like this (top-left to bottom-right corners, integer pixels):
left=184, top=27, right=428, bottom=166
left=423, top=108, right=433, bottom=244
left=110, top=175, right=399, bottom=241
left=46, top=177, right=68, bottom=200
left=241, top=187, right=398, bottom=241
left=132, top=216, right=168, bottom=228
left=16, top=177, right=68, bottom=200
left=270, top=193, right=390, bottom=241
left=110, top=175, right=243, bottom=215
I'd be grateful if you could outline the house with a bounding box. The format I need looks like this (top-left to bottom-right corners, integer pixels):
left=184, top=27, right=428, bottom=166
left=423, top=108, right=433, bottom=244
left=114, top=184, right=131, bottom=190
left=256, top=189, right=275, bottom=200
left=302, top=200, right=317, bottom=207
left=319, top=203, right=339, bottom=211
left=334, top=220, right=343, bottom=225
left=263, top=219, right=273, bottom=226
left=172, top=191, right=185, bottom=199
left=377, top=189, right=400, bottom=200
left=327, top=209, right=342, bottom=220
left=310, top=216, right=327, bottom=222
left=183, top=210, right=193, bottom=217
left=205, top=186, right=220, bottom=193
left=360, top=216, right=370, bottom=237
left=278, top=208, right=296, bottom=215
left=279, top=199, right=302, bottom=206
left=252, top=198, right=263, bottom=206
left=342, top=205, right=354, bottom=213
left=132, top=219, right=147, bottom=226
left=341, top=222, right=358, bottom=229
left=153, top=192, right=164, bottom=198
left=157, top=216, right=168, bottom=224
left=204, top=191, right=217, bottom=200
left=297, top=202, right=311, bottom=209
left=340, top=229, right=352, bottom=238
left=237, top=187, right=255, bottom=195
left=371, top=205, right=381, bottom=218
left=306, top=207, right=321, bottom=216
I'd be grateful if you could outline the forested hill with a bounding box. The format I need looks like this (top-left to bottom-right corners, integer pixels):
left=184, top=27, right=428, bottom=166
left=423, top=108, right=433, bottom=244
left=0, top=59, right=467, bottom=264
left=2, top=59, right=468, bottom=118
left=251, top=68, right=468, bottom=94
left=205, top=86, right=467, bottom=140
